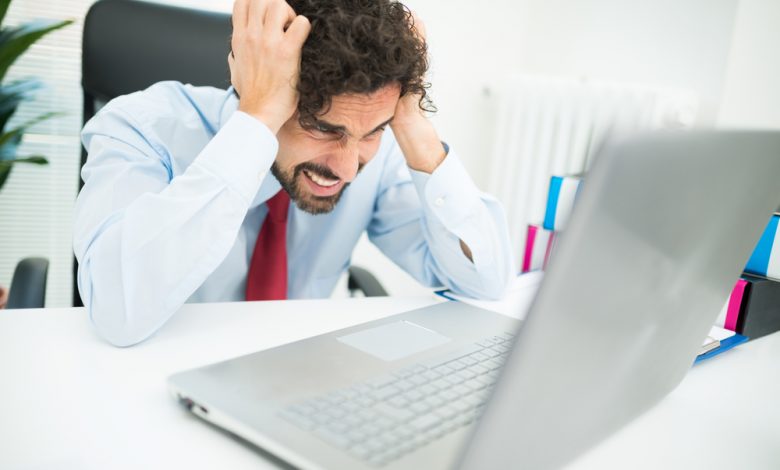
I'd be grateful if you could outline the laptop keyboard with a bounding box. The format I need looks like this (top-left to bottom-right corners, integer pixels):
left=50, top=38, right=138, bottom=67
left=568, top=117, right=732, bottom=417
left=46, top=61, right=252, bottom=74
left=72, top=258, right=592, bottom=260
left=279, top=332, right=514, bottom=467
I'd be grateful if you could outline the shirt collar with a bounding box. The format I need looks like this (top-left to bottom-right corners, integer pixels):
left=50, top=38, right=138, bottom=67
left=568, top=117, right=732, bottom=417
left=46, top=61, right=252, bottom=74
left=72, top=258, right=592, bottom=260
left=219, top=87, right=284, bottom=209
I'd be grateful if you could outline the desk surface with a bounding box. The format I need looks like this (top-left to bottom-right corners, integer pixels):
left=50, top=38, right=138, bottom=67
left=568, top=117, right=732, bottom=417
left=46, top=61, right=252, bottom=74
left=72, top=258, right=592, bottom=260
left=1, top=297, right=778, bottom=470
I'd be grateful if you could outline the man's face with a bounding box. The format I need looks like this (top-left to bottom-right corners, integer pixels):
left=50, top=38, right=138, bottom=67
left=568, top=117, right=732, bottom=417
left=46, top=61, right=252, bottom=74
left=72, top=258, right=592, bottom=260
left=272, top=83, right=401, bottom=214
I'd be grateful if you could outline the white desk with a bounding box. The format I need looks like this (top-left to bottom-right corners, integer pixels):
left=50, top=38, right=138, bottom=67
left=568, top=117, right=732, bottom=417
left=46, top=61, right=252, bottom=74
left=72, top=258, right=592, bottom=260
left=1, top=297, right=778, bottom=470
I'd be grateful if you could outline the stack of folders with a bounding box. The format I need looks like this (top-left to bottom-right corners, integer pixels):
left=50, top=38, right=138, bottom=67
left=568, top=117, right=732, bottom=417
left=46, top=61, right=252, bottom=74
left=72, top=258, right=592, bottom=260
left=717, top=212, right=780, bottom=341
left=521, top=175, right=581, bottom=273
left=515, top=174, right=768, bottom=362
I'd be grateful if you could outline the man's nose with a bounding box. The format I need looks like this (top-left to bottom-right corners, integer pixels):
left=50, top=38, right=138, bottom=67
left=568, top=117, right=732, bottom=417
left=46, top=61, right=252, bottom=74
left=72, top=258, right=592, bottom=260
left=328, top=141, right=361, bottom=182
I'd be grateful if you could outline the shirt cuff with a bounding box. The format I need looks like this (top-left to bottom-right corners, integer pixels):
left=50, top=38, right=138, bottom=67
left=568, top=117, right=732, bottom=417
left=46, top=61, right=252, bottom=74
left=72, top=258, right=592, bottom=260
left=409, top=148, right=483, bottom=230
left=193, top=111, right=278, bottom=203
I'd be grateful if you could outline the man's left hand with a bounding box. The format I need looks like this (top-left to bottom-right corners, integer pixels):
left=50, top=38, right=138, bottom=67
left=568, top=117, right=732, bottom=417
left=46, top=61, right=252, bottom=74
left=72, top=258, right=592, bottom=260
left=389, top=13, right=446, bottom=174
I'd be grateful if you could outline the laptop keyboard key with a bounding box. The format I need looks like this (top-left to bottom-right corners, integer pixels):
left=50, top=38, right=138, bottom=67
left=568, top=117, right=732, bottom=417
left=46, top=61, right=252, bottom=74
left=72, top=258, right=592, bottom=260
left=409, top=414, right=442, bottom=432
left=419, top=383, right=438, bottom=396
left=355, top=395, right=375, bottom=408
left=360, top=422, right=382, bottom=437
left=373, top=402, right=414, bottom=422
left=388, top=395, right=409, bottom=408
left=369, top=385, right=401, bottom=401
left=402, top=389, right=424, bottom=402
left=395, top=379, right=416, bottom=391
left=424, top=394, right=445, bottom=409
left=407, top=374, right=428, bottom=386
left=409, top=401, right=430, bottom=414
left=315, top=428, right=352, bottom=449
left=311, top=411, right=332, bottom=425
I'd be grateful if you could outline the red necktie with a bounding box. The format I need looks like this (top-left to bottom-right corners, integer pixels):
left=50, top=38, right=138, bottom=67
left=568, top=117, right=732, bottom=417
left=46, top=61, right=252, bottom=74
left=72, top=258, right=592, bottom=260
left=246, top=189, right=290, bottom=300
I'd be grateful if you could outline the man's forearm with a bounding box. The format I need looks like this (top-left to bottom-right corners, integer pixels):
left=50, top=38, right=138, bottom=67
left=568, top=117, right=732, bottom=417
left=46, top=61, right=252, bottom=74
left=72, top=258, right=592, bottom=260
left=75, top=111, right=276, bottom=346
left=391, top=111, right=476, bottom=260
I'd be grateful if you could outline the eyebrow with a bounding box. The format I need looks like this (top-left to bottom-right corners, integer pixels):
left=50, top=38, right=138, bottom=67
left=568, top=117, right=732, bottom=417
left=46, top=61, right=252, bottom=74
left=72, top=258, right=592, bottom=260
left=313, top=116, right=394, bottom=139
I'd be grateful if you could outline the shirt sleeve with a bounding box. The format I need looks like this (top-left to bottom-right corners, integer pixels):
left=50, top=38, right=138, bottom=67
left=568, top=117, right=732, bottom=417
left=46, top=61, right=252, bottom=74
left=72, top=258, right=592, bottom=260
left=73, top=105, right=276, bottom=347
left=367, top=139, right=515, bottom=300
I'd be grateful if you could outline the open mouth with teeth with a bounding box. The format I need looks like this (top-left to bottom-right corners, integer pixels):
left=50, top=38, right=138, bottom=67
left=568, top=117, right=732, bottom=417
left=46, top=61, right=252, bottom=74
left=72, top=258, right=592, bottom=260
left=302, top=168, right=343, bottom=197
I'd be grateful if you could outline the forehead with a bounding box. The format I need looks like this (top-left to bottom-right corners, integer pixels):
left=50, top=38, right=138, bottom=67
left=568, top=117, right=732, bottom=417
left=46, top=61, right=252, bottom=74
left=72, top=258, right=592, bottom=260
left=318, top=83, right=401, bottom=127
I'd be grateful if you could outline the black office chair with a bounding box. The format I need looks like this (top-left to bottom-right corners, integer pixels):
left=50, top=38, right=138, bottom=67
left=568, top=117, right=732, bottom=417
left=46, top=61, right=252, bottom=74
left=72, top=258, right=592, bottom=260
left=74, top=0, right=386, bottom=306
left=7, top=257, right=49, bottom=309
left=347, top=266, right=388, bottom=297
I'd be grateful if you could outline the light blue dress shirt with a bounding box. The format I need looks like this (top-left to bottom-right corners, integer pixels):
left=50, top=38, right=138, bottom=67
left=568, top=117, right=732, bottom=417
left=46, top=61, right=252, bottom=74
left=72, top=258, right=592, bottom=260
left=73, top=82, right=514, bottom=346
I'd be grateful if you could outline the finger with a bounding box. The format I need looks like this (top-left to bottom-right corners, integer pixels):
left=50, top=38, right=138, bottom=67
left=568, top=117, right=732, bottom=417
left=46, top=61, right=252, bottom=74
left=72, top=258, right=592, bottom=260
left=232, top=0, right=249, bottom=30
left=285, top=15, right=311, bottom=48
left=247, top=0, right=270, bottom=32
left=267, top=0, right=296, bottom=36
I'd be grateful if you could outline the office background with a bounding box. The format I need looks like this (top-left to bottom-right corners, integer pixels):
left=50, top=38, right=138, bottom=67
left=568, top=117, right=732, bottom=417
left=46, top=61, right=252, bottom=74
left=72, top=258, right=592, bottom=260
left=1, top=0, right=778, bottom=307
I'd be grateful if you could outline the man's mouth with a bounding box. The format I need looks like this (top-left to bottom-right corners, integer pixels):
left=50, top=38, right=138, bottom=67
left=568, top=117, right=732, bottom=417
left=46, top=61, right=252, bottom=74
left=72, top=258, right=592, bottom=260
left=302, top=168, right=343, bottom=197
left=303, top=169, right=339, bottom=187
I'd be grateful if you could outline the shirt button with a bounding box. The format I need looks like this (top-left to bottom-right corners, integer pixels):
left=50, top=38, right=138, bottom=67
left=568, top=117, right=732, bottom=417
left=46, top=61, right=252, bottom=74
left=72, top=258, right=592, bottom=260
left=434, top=196, right=445, bottom=207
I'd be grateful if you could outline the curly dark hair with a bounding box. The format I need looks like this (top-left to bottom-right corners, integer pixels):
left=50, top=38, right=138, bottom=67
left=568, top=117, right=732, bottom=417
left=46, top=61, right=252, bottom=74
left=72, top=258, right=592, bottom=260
left=287, top=0, right=434, bottom=127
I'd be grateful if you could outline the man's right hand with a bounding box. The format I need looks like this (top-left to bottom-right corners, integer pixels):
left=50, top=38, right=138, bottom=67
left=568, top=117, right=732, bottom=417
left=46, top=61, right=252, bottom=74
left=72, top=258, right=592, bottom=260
left=229, top=0, right=311, bottom=134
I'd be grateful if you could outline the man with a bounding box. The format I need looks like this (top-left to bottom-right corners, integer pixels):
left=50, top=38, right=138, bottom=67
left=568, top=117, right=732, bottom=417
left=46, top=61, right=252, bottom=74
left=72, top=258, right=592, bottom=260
left=73, top=0, right=513, bottom=347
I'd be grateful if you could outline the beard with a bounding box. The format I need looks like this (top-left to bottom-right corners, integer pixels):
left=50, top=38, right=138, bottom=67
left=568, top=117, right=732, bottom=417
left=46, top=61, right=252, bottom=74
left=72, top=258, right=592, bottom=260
left=271, top=160, right=359, bottom=215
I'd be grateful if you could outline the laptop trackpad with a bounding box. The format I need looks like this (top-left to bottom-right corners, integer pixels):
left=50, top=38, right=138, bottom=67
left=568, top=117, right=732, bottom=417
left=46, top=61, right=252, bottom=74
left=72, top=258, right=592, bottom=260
left=337, top=320, right=451, bottom=361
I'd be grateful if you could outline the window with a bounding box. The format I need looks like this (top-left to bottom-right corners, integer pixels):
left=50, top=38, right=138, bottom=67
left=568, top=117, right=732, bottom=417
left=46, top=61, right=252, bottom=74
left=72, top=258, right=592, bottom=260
left=0, top=0, right=94, bottom=307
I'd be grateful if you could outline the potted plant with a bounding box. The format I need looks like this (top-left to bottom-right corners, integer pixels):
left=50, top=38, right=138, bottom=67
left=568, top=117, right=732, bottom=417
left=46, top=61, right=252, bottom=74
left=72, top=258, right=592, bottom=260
left=0, top=0, right=71, bottom=308
left=0, top=0, right=72, bottom=190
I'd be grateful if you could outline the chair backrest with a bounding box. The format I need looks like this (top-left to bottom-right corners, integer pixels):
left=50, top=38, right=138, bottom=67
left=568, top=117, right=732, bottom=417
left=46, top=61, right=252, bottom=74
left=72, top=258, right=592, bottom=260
left=74, top=0, right=231, bottom=306
left=8, top=257, right=49, bottom=309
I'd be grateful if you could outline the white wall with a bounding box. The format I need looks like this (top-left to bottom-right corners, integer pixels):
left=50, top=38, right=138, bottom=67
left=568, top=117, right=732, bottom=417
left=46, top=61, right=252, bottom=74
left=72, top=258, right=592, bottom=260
left=404, top=0, right=529, bottom=188
left=718, top=0, right=780, bottom=128
left=516, top=0, right=739, bottom=125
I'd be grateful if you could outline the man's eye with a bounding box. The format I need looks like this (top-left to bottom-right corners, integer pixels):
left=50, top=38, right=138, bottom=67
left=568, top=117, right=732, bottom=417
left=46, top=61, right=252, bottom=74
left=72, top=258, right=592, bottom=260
left=311, top=125, right=339, bottom=137
left=367, top=127, right=386, bottom=138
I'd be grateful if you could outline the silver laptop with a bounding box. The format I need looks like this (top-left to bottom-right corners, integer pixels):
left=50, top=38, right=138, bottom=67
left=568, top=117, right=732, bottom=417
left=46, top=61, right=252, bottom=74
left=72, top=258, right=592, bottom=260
left=169, top=131, right=780, bottom=470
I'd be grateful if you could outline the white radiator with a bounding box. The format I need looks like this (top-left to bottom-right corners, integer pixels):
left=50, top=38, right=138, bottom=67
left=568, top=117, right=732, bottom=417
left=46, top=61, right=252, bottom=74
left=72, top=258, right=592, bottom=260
left=487, top=75, right=698, bottom=266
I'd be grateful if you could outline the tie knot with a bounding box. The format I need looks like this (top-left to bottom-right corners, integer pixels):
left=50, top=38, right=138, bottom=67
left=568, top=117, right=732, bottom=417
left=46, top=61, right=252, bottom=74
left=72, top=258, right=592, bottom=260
left=266, top=190, right=290, bottom=222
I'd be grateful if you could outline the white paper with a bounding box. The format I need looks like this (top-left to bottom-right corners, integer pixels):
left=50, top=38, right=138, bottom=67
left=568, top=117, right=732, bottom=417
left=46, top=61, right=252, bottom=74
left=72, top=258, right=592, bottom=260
left=707, top=325, right=735, bottom=342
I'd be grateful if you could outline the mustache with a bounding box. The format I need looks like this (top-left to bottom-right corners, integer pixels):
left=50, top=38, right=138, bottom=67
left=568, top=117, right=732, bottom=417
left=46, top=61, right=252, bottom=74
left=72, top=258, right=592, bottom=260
left=295, top=161, right=365, bottom=180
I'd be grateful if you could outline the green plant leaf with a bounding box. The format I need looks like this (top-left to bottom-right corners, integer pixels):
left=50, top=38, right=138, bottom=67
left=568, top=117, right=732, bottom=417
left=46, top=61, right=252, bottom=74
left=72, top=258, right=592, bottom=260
left=0, top=161, right=10, bottom=189
left=0, top=110, right=62, bottom=150
left=0, top=18, right=73, bottom=82
left=0, top=0, right=10, bottom=29
left=0, top=79, right=41, bottom=131
left=0, top=133, right=20, bottom=160
left=0, top=154, right=49, bottom=190
left=3, top=154, right=48, bottom=165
